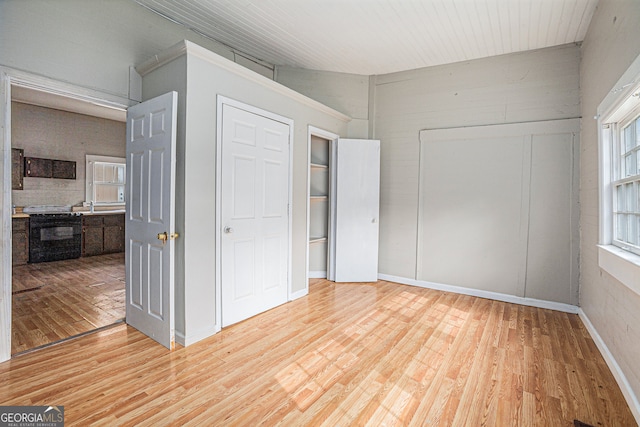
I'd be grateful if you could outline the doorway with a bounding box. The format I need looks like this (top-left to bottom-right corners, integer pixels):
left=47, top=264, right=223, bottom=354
left=8, top=84, right=128, bottom=355
left=217, top=97, right=293, bottom=328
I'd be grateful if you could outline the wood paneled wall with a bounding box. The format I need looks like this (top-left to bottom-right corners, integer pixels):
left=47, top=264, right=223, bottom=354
left=579, top=0, right=640, bottom=409
left=372, top=44, right=581, bottom=282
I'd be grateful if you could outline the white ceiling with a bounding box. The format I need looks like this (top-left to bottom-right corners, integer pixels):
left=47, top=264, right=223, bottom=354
left=134, top=0, right=598, bottom=76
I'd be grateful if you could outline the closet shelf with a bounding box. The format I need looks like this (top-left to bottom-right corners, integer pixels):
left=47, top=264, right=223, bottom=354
left=309, top=236, right=327, bottom=244
left=310, top=195, right=328, bottom=200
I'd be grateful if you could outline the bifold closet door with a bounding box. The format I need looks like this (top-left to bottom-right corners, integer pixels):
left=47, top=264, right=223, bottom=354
left=330, top=138, right=380, bottom=282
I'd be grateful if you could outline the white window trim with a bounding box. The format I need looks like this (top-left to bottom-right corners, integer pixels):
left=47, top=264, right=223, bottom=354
left=85, top=154, right=126, bottom=206
left=597, top=53, right=640, bottom=296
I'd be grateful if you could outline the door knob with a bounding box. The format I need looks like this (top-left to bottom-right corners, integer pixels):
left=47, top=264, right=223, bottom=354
left=157, top=232, right=179, bottom=245
left=224, top=226, right=234, bottom=234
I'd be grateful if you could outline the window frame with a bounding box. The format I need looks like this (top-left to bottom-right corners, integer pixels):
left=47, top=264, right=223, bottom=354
left=610, top=107, right=640, bottom=255
left=85, top=154, right=126, bottom=206
left=597, top=54, right=640, bottom=296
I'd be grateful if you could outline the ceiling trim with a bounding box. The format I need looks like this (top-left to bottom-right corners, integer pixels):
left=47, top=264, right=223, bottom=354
left=136, top=40, right=351, bottom=123
left=1, top=66, right=132, bottom=111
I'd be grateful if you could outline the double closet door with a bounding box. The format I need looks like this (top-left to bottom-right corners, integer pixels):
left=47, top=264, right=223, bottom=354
left=309, top=137, right=380, bottom=283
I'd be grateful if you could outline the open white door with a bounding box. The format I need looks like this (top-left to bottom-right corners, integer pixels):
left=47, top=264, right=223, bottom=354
left=220, top=102, right=291, bottom=327
left=125, top=91, right=177, bottom=349
left=330, top=138, right=380, bottom=282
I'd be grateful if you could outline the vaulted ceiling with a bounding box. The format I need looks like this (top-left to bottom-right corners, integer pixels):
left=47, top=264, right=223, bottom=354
left=134, top=0, right=598, bottom=75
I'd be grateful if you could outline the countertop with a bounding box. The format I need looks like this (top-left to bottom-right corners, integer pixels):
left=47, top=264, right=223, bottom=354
left=75, top=210, right=125, bottom=216
left=12, top=210, right=125, bottom=219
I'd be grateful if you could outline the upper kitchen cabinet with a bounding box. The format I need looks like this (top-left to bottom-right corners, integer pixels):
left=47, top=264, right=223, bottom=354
left=11, top=148, right=24, bottom=190
left=24, top=157, right=76, bottom=179
left=52, top=159, right=76, bottom=179
left=24, top=157, right=52, bottom=178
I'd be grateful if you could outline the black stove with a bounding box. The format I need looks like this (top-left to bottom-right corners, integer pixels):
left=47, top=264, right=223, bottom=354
left=29, top=213, right=82, bottom=263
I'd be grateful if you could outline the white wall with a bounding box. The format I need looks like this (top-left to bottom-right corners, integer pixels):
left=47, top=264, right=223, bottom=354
left=372, top=44, right=581, bottom=284
left=11, top=102, right=125, bottom=208
left=579, top=0, right=640, bottom=407
left=417, top=120, right=579, bottom=305
left=140, top=43, right=350, bottom=344
left=0, top=0, right=273, bottom=101
left=275, top=67, right=370, bottom=138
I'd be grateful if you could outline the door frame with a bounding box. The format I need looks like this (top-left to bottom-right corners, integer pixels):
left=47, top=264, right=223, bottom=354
left=0, top=67, right=132, bottom=362
left=215, top=95, right=294, bottom=330
left=306, top=126, right=339, bottom=286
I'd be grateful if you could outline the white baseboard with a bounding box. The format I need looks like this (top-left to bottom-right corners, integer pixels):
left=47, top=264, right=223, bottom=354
left=175, top=324, right=220, bottom=347
left=290, top=287, right=308, bottom=300
left=377, top=274, right=579, bottom=314
left=309, top=271, right=327, bottom=279
left=578, top=309, right=640, bottom=424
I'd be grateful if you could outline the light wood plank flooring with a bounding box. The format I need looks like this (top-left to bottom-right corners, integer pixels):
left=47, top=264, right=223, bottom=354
left=1, top=279, right=635, bottom=426
left=11, top=253, right=125, bottom=354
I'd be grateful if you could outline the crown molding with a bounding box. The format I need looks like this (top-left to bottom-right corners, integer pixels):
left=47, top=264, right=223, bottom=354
left=136, top=40, right=351, bottom=123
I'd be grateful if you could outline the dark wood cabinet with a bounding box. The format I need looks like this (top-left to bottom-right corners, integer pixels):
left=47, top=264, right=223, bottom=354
left=52, top=160, right=76, bottom=179
left=11, top=148, right=24, bottom=190
left=83, top=215, right=105, bottom=257
left=103, top=214, right=125, bottom=253
left=25, top=157, right=76, bottom=179
left=82, top=214, right=125, bottom=257
left=12, top=217, right=29, bottom=266
left=24, top=157, right=53, bottom=178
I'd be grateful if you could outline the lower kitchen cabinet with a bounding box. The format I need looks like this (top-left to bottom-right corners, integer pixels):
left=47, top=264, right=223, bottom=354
left=103, top=214, right=125, bottom=253
left=82, top=214, right=125, bottom=257
left=12, top=217, right=29, bottom=266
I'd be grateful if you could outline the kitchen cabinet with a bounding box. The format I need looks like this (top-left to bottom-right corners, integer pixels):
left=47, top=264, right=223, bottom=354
left=82, top=214, right=125, bottom=257
left=52, top=160, right=76, bottom=179
left=12, top=217, right=29, bottom=266
left=11, top=148, right=24, bottom=190
left=103, top=214, right=125, bottom=253
left=24, top=157, right=52, bottom=178
left=24, top=157, right=76, bottom=179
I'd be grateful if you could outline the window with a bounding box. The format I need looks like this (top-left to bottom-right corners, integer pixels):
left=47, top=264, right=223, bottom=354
left=612, top=109, right=640, bottom=255
left=597, top=56, right=640, bottom=295
left=85, top=155, right=126, bottom=205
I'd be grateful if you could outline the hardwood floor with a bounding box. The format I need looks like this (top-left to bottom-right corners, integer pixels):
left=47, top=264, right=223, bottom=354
left=11, top=253, right=125, bottom=354
left=1, top=279, right=635, bottom=426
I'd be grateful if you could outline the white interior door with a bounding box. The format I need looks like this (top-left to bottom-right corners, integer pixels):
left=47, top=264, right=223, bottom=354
left=221, top=103, right=290, bottom=327
left=331, top=139, right=381, bottom=282
left=125, top=91, right=177, bottom=349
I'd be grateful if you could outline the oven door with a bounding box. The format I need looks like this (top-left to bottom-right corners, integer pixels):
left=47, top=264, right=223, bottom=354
left=29, top=217, right=82, bottom=263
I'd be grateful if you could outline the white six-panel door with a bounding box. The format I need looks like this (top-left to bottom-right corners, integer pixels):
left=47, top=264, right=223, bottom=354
left=125, top=91, right=177, bottom=349
left=221, top=103, right=291, bottom=327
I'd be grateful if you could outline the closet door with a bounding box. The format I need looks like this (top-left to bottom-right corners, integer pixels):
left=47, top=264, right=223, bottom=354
left=330, top=139, right=380, bottom=282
